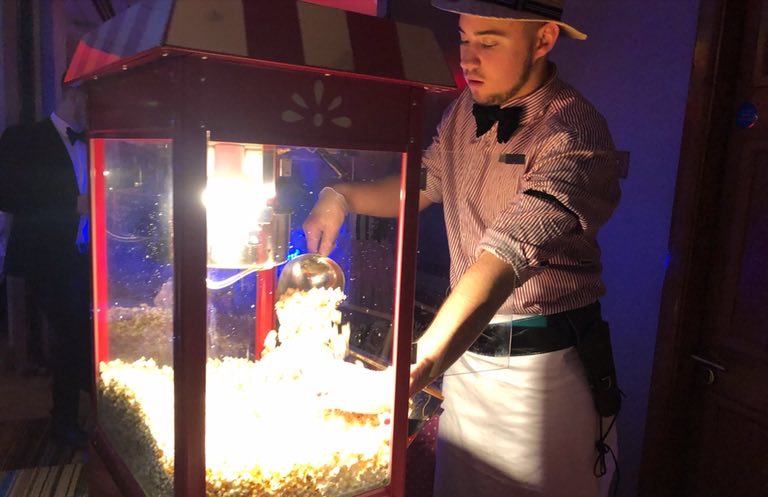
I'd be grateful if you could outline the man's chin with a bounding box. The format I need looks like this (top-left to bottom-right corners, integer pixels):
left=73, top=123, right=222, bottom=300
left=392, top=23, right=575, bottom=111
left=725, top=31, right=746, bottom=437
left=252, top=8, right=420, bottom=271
left=472, top=96, right=501, bottom=106
left=469, top=88, right=505, bottom=106
left=469, top=90, right=492, bottom=105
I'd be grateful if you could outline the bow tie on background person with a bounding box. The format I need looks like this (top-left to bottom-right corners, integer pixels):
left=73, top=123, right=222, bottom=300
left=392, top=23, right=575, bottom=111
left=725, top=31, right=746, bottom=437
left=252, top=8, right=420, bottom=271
left=66, top=127, right=87, bottom=145
left=472, top=103, right=524, bottom=143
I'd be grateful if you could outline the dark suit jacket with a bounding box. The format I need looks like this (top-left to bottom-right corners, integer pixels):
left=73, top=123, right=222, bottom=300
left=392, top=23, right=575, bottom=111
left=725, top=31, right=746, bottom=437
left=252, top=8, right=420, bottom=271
left=0, top=118, right=81, bottom=279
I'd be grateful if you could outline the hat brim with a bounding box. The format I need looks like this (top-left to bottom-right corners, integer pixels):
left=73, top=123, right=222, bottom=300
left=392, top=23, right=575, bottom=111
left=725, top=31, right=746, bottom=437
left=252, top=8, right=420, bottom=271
left=432, top=0, right=588, bottom=40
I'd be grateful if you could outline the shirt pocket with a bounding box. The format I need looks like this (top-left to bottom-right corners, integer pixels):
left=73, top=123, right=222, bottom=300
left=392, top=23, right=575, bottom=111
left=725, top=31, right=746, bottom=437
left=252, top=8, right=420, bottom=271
left=479, top=154, right=526, bottom=225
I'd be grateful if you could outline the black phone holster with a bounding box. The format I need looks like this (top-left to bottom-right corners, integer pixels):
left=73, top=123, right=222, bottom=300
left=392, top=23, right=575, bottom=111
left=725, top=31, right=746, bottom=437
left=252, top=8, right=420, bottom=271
left=574, top=318, right=622, bottom=418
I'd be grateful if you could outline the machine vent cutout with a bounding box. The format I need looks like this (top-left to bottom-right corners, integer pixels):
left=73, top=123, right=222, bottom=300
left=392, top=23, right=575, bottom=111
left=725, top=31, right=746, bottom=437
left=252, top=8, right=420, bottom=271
left=281, top=80, right=352, bottom=128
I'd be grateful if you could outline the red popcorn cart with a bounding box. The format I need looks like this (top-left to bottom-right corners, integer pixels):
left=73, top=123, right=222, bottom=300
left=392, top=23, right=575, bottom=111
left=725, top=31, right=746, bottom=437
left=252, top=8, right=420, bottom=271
left=65, top=1, right=454, bottom=496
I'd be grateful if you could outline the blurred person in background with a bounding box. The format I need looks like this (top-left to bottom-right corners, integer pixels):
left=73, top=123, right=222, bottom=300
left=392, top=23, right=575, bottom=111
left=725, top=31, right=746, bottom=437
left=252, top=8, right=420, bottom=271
left=0, top=77, right=92, bottom=448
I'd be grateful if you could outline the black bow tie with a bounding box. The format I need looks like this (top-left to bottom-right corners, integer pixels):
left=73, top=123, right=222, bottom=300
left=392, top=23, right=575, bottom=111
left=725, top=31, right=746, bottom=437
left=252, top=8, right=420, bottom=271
left=66, top=127, right=87, bottom=145
left=472, top=104, right=523, bottom=143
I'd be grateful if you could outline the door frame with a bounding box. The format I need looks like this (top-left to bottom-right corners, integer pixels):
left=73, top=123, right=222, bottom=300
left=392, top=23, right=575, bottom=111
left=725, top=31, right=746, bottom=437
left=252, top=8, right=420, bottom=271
left=639, top=0, right=751, bottom=495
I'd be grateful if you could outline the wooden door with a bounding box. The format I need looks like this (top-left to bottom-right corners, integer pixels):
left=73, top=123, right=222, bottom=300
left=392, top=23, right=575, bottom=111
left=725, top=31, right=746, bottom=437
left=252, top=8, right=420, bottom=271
left=687, top=0, right=768, bottom=494
left=642, top=1, right=768, bottom=496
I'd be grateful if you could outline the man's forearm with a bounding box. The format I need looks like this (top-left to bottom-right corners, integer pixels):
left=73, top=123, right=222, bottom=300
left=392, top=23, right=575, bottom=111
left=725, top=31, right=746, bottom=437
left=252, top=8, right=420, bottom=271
left=410, top=250, right=518, bottom=395
left=334, top=176, right=432, bottom=218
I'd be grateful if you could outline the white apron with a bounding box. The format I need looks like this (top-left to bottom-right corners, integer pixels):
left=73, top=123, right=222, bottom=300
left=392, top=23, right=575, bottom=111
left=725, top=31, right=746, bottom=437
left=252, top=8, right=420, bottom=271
left=433, top=347, right=617, bottom=497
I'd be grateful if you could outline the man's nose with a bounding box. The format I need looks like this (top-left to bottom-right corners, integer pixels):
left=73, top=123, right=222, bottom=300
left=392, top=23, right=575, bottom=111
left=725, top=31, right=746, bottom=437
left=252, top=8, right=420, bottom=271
left=460, top=48, right=479, bottom=71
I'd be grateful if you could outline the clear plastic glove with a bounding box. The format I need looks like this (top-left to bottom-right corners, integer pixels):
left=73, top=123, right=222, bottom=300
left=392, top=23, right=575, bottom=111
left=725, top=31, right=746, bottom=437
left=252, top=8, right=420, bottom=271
left=303, top=186, right=348, bottom=256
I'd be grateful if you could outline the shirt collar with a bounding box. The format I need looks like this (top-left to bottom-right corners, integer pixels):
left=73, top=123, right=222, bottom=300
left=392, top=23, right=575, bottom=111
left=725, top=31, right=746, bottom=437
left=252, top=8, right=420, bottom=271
left=50, top=111, right=81, bottom=137
left=501, top=62, right=561, bottom=126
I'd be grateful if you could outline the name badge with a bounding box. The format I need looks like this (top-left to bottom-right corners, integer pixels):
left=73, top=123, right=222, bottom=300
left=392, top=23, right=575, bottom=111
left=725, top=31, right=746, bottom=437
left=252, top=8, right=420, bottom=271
left=499, top=153, right=525, bottom=165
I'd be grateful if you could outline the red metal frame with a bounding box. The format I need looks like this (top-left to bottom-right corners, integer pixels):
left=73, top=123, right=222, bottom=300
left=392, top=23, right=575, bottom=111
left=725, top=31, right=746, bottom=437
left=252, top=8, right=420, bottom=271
left=90, top=427, right=147, bottom=497
left=254, top=269, right=275, bottom=359
left=71, top=47, right=454, bottom=101
left=91, top=138, right=110, bottom=368
left=388, top=87, right=426, bottom=497
left=172, top=100, right=209, bottom=497
left=254, top=144, right=279, bottom=358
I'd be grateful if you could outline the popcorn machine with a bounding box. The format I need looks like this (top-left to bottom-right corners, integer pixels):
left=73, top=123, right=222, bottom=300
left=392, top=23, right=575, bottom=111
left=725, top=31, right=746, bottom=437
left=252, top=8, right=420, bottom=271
left=65, top=1, right=454, bottom=497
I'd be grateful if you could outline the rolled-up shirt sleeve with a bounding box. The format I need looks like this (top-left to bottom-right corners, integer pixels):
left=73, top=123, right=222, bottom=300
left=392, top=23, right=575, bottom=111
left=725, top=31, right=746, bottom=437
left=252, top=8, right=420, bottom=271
left=478, top=127, right=623, bottom=285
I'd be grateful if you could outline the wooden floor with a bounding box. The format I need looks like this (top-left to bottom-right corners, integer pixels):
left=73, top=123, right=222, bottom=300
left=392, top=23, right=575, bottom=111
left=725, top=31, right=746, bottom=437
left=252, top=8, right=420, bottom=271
left=0, top=325, right=123, bottom=497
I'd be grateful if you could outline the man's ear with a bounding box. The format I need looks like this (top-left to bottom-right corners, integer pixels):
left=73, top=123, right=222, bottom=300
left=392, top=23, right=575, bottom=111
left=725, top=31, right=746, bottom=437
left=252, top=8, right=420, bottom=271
left=533, top=22, right=559, bottom=61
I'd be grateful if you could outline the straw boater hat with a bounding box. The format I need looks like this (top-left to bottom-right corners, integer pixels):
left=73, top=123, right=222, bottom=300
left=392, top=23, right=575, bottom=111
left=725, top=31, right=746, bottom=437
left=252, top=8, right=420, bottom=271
left=432, top=0, right=587, bottom=40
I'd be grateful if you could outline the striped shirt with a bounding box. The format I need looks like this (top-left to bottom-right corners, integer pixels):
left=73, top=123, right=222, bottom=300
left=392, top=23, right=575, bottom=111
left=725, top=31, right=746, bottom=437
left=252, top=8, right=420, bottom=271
left=422, top=65, right=624, bottom=315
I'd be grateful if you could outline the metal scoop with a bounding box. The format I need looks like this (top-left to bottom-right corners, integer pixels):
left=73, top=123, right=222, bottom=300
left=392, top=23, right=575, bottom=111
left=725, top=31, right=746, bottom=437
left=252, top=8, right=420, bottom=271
left=276, top=253, right=345, bottom=296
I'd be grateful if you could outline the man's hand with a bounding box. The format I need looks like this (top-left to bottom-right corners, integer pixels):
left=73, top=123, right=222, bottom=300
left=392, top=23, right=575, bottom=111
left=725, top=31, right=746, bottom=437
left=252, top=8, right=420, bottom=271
left=409, top=357, right=439, bottom=397
left=303, top=187, right=348, bottom=255
left=303, top=177, right=432, bottom=255
left=406, top=251, right=520, bottom=396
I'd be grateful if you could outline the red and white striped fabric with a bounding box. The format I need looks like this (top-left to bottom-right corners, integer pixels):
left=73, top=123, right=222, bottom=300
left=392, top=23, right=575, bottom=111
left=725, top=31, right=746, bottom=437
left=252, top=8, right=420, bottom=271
left=422, top=65, right=625, bottom=315
left=65, top=0, right=454, bottom=89
left=66, top=0, right=172, bottom=83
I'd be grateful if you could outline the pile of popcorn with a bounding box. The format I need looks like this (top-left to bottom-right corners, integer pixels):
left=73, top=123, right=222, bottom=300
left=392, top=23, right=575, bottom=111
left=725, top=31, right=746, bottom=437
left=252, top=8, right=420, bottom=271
left=98, top=287, right=394, bottom=497
left=264, top=287, right=349, bottom=362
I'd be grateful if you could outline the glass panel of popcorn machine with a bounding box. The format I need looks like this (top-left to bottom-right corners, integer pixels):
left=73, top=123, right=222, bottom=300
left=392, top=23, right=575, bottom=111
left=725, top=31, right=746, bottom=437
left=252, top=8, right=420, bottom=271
left=96, top=139, right=175, bottom=497
left=204, top=141, right=401, bottom=497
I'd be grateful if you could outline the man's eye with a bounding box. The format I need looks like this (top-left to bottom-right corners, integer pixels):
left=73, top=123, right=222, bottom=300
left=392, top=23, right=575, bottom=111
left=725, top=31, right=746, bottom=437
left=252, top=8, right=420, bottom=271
left=459, top=39, right=468, bottom=45
left=481, top=42, right=497, bottom=49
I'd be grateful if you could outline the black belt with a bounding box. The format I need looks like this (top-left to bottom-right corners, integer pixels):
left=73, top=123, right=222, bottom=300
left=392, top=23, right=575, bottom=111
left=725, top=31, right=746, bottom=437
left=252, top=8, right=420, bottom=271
left=469, top=301, right=602, bottom=357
